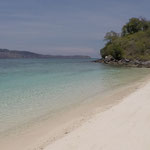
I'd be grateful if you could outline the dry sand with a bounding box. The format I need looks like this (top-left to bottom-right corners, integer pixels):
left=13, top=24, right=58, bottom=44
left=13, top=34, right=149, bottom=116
left=44, top=80, right=150, bottom=150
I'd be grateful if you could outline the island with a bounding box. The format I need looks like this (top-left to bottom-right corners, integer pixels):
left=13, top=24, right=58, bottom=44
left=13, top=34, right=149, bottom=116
left=95, top=17, right=150, bottom=68
left=0, top=49, right=91, bottom=59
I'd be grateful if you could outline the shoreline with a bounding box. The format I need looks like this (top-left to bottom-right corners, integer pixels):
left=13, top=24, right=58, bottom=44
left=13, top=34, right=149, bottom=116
left=93, top=58, right=150, bottom=68
left=44, top=75, right=150, bottom=150
left=0, top=75, right=149, bottom=150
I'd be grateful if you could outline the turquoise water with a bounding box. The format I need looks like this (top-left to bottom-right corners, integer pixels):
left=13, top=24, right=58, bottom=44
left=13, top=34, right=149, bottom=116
left=0, top=58, right=150, bottom=134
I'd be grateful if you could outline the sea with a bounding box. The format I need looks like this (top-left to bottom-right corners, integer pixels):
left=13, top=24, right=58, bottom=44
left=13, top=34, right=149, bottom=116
left=0, top=58, right=150, bottom=136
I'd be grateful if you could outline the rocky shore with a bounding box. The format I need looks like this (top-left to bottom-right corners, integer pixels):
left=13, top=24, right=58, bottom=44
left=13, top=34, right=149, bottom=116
left=93, top=55, right=150, bottom=68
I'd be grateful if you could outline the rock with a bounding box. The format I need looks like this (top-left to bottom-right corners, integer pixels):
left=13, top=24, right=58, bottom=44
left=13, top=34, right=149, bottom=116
left=141, top=61, right=150, bottom=68
left=93, top=57, right=150, bottom=68
left=118, top=60, right=123, bottom=65
left=134, top=60, right=141, bottom=65
left=92, top=59, right=104, bottom=63
left=105, top=55, right=114, bottom=61
left=124, top=58, right=130, bottom=62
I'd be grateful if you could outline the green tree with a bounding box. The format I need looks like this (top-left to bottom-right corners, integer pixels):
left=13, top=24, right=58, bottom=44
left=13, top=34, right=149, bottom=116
left=122, top=17, right=150, bottom=36
left=140, top=17, right=150, bottom=31
left=101, top=43, right=124, bottom=60
left=104, top=31, right=119, bottom=43
left=111, top=44, right=124, bottom=60
left=100, top=17, right=150, bottom=61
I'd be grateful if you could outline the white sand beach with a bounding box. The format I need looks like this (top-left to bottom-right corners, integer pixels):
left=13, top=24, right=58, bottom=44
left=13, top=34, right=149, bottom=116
left=0, top=77, right=150, bottom=150
left=44, top=80, right=150, bottom=150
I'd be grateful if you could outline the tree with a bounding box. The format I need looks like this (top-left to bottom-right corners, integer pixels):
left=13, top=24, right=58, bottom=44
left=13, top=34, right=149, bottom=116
left=104, top=31, right=119, bottom=43
left=111, top=44, right=123, bottom=60
left=140, top=17, right=150, bottom=31
left=101, top=17, right=150, bottom=61
left=101, top=43, right=124, bottom=60
left=122, top=17, right=150, bottom=36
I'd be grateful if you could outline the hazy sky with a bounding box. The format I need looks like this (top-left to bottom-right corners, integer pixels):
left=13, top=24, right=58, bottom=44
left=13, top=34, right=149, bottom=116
left=0, top=0, right=149, bottom=57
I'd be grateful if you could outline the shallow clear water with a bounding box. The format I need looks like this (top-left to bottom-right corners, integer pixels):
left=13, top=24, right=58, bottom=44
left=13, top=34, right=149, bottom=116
left=0, top=58, right=150, bottom=134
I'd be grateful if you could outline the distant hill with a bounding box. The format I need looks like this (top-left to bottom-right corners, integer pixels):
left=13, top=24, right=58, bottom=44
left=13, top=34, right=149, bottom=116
left=0, top=49, right=91, bottom=59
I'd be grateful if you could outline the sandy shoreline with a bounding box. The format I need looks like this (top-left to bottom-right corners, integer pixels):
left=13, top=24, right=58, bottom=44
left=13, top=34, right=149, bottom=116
left=44, top=78, right=150, bottom=150
left=0, top=76, right=149, bottom=150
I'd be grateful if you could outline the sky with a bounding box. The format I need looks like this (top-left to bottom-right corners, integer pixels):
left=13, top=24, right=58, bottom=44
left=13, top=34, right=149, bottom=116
left=0, top=0, right=149, bottom=57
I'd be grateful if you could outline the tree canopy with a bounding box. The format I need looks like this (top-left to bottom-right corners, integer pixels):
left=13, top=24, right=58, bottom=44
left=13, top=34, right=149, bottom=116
left=104, top=31, right=119, bottom=43
left=122, top=17, right=150, bottom=36
left=100, top=17, right=150, bottom=61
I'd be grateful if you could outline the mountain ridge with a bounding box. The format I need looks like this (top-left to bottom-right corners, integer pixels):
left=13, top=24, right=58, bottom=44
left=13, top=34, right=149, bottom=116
left=0, top=49, right=91, bottom=59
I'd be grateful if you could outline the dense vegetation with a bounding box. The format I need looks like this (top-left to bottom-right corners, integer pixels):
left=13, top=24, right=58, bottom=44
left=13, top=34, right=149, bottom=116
left=101, top=17, right=150, bottom=61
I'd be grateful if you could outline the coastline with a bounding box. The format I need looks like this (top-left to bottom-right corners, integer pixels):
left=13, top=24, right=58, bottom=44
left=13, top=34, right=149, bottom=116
left=44, top=75, right=150, bottom=150
left=93, top=58, right=150, bottom=68
left=0, top=74, right=149, bottom=150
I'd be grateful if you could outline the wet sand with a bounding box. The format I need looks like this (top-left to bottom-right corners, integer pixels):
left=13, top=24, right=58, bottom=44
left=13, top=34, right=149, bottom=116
left=44, top=78, right=150, bottom=150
